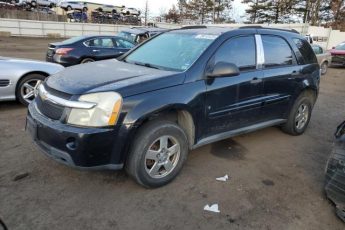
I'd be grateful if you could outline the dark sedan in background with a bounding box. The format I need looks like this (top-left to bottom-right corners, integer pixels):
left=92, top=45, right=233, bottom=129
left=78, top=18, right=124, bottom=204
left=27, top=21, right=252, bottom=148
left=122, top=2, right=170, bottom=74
left=46, top=35, right=135, bottom=66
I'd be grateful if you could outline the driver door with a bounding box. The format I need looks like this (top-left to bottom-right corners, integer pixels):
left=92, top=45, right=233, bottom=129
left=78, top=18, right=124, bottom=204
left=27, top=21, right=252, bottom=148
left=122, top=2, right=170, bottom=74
left=204, top=35, right=264, bottom=137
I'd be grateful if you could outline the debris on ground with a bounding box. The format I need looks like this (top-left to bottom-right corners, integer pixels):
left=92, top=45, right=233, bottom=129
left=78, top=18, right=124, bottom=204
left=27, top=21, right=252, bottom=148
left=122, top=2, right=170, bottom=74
left=262, top=179, right=275, bottom=186
left=216, top=174, right=229, bottom=182
left=13, top=172, right=29, bottom=182
left=204, top=204, right=220, bottom=213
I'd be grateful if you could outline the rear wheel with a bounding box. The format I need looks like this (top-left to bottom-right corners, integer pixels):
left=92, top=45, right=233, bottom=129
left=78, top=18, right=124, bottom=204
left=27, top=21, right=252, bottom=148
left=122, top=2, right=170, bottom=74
left=126, top=120, right=189, bottom=188
left=281, top=92, right=315, bottom=135
left=16, top=73, right=45, bottom=106
left=321, top=61, right=328, bottom=75
left=80, top=58, right=95, bottom=64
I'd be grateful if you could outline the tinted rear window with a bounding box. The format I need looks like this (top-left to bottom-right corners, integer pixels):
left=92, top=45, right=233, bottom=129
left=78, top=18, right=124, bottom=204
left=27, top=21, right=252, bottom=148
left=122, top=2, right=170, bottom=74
left=262, top=35, right=293, bottom=68
left=293, top=38, right=318, bottom=64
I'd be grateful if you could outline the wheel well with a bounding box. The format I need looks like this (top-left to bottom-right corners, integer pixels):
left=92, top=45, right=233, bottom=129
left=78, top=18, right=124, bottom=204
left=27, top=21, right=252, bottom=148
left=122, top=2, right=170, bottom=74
left=135, top=109, right=195, bottom=149
left=302, top=88, right=317, bottom=104
left=15, top=71, right=49, bottom=94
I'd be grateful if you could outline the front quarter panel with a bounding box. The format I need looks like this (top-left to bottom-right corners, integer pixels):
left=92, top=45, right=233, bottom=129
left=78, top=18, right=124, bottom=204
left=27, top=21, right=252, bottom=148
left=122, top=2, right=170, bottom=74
left=118, top=80, right=206, bottom=160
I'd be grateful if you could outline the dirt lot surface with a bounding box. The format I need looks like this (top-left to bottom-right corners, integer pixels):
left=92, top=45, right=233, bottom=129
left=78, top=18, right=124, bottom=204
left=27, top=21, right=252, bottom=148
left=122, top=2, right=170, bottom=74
left=0, top=36, right=344, bottom=230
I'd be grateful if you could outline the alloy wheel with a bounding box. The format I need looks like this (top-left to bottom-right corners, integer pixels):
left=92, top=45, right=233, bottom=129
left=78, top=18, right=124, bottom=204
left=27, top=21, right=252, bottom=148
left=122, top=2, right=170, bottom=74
left=20, top=79, right=42, bottom=104
left=144, top=135, right=181, bottom=179
left=295, top=103, right=309, bottom=130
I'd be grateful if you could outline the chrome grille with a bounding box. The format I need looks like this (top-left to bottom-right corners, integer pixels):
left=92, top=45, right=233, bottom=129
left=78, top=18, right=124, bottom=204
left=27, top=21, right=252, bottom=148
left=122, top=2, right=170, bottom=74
left=35, top=84, right=71, bottom=120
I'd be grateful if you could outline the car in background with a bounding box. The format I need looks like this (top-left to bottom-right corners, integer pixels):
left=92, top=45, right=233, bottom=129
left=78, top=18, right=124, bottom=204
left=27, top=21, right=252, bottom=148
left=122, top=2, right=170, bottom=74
left=121, top=7, right=140, bottom=16
left=96, top=4, right=124, bottom=14
left=329, top=42, right=345, bottom=66
left=46, top=35, right=135, bottom=67
left=311, top=44, right=331, bottom=75
left=59, top=1, right=88, bottom=11
left=117, top=27, right=168, bottom=44
left=0, top=57, right=64, bottom=105
left=25, top=0, right=57, bottom=8
left=325, top=121, right=345, bottom=222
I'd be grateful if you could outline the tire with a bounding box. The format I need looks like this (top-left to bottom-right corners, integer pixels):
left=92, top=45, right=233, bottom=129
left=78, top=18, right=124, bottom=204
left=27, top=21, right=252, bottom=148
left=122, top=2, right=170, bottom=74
left=126, top=120, right=189, bottom=188
left=281, top=91, right=315, bottom=136
left=16, top=73, right=46, bottom=106
left=321, top=61, right=328, bottom=75
left=80, top=58, right=95, bottom=64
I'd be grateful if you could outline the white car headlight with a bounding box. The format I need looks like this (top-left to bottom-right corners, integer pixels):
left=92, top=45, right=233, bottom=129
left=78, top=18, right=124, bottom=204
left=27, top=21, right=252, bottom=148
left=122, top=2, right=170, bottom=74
left=67, top=92, right=122, bottom=127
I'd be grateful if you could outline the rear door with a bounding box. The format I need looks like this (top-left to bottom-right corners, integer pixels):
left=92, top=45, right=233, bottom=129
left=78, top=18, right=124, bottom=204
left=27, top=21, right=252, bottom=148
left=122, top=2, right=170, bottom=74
left=259, top=34, right=301, bottom=120
left=84, top=37, right=118, bottom=60
left=204, top=35, right=265, bottom=137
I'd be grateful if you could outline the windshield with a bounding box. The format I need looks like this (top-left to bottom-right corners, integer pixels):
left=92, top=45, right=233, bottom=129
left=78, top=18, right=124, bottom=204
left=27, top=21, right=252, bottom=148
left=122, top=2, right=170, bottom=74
left=335, top=43, right=345, bottom=50
left=125, top=32, right=217, bottom=71
left=118, top=32, right=137, bottom=43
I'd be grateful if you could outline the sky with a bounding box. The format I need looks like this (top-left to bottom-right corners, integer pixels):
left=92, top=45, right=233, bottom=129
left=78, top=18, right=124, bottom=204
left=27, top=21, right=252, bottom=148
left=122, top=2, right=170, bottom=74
left=82, top=0, right=247, bottom=21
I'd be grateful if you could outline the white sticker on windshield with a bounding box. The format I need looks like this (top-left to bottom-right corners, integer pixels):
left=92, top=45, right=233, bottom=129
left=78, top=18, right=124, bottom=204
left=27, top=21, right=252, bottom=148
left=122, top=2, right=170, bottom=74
left=195, top=34, right=218, bottom=40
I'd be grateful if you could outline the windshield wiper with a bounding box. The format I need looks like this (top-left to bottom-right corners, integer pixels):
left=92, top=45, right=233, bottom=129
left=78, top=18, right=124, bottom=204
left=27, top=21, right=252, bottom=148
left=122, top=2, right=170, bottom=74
left=132, top=61, right=160, bottom=70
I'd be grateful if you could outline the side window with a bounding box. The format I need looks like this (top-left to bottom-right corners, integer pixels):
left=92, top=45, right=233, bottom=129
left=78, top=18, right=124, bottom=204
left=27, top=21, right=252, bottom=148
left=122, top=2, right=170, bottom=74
left=101, top=38, right=115, bottom=48
left=115, top=38, right=135, bottom=49
left=293, top=38, right=318, bottom=64
left=85, top=38, right=114, bottom=48
left=214, top=36, right=256, bottom=71
left=262, top=35, right=293, bottom=68
left=312, top=45, right=323, bottom=55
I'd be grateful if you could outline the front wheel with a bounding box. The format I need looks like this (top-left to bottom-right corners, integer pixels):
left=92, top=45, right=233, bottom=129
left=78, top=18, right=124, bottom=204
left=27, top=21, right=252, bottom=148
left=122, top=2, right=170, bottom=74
left=16, top=74, right=45, bottom=106
left=126, top=120, right=189, bottom=188
left=281, top=92, right=315, bottom=136
left=321, top=62, right=328, bottom=75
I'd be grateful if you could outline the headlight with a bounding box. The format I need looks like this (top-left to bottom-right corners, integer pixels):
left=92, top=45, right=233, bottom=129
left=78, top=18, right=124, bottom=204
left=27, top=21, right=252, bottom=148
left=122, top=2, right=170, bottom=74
left=67, top=92, right=122, bottom=127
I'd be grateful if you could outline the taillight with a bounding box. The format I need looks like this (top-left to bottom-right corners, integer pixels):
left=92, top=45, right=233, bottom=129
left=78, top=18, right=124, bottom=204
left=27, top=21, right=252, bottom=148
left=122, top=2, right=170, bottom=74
left=56, top=48, right=74, bottom=55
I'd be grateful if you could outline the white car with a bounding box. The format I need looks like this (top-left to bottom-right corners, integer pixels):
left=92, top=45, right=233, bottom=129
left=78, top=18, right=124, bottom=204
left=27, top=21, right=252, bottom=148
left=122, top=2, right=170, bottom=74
left=25, top=0, right=57, bottom=8
left=121, top=7, right=140, bottom=16
left=0, top=57, right=64, bottom=105
left=59, top=1, right=88, bottom=11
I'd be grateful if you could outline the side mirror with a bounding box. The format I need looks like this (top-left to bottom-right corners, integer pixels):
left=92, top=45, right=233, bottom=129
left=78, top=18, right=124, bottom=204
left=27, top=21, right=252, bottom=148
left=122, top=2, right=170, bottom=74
left=207, top=62, right=240, bottom=78
left=332, top=46, right=335, bottom=49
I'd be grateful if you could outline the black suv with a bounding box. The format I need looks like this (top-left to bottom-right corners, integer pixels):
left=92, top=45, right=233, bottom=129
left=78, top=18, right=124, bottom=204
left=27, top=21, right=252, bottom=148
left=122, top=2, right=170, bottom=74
left=26, top=27, right=320, bottom=188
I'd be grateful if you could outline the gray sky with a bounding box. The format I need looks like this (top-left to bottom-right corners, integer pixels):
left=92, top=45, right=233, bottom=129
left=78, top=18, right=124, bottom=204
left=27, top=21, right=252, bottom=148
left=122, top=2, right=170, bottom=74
left=82, top=0, right=246, bottom=21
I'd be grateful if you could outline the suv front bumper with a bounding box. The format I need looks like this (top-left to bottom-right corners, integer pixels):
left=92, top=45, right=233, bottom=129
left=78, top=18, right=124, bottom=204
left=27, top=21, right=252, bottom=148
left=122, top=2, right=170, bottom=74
left=26, top=102, right=130, bottom=170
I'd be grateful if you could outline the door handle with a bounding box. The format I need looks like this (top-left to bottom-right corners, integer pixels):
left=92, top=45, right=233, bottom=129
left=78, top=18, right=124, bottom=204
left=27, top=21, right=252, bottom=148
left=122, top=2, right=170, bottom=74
left=92, top=49, right=100, bottom=52
left=250, top=77, right=262, bottom=84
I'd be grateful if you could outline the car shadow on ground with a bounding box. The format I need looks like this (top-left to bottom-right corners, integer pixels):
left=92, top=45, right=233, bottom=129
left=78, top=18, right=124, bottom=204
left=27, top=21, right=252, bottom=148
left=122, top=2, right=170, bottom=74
left=0, top=101, right=24, bottom=111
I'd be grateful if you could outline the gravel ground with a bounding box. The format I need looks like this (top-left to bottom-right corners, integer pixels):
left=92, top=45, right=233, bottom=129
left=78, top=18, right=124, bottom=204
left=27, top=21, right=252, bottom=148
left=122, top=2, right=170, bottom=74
left=0, top=36, right=344, bottom=230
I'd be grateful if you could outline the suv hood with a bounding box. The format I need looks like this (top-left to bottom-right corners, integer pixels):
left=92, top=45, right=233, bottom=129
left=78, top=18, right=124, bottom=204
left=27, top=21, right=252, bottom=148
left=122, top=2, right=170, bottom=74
left=46, top=59, right=184, bottom=97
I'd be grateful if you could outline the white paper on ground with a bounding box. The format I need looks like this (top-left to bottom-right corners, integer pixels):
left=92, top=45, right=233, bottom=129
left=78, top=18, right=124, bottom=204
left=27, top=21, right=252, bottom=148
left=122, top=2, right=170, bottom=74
left=204, top=204, right=220, bottom=213
left=216, top=174, right=229, bottom=182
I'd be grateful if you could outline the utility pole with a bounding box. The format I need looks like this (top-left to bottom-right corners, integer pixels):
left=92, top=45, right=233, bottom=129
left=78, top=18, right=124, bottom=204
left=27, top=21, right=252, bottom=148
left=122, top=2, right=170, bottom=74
left=212, top=0, right=216, bottom=24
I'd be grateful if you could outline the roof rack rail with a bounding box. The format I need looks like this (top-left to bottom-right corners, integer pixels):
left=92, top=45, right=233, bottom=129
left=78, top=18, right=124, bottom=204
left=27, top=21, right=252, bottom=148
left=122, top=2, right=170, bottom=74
left=239, top=26, right=300, bottom=34
left=181, top=25, right=207, bottom=30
